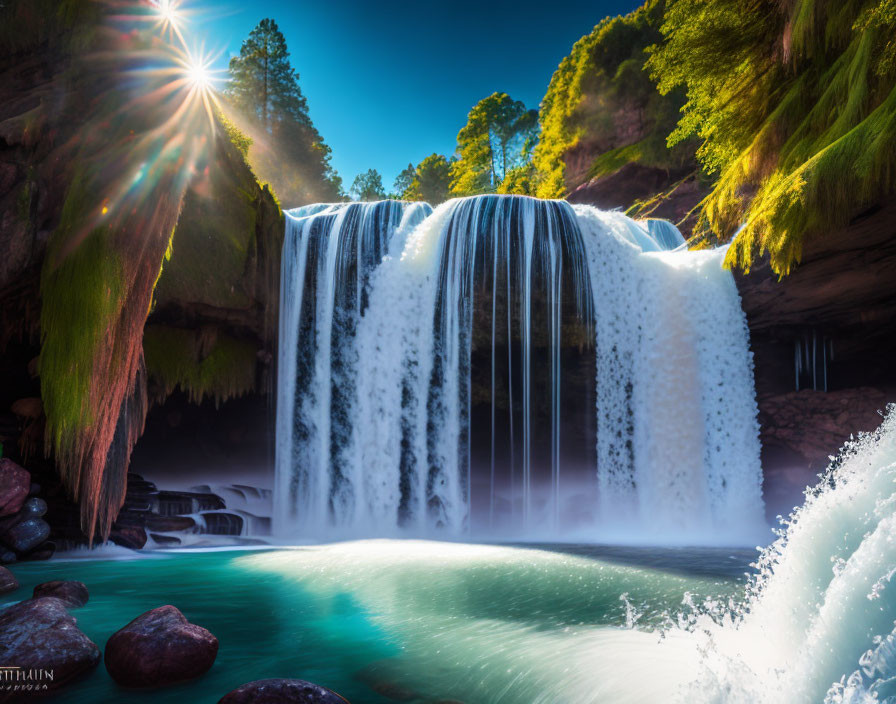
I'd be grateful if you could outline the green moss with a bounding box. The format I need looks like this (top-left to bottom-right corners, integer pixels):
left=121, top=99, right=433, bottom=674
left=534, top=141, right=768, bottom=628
left=217, top=111, right=253, bottom=160
left=143, top=325, right=257, bottom=406
left=39, top=174, right=124, bottom=458
left=585, top=134, right=674, bottom=180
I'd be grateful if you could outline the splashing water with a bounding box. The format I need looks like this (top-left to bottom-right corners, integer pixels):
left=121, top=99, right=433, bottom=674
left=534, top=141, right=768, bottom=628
left=275, top=194, right=765, bottom=543
left=675, top=405, right=896, bottom=703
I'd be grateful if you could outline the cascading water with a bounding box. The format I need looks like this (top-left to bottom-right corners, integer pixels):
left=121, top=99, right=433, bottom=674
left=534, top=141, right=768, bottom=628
left=275, top=194, right=765, bottom=543
left=674, top=405, right=896, bottom=704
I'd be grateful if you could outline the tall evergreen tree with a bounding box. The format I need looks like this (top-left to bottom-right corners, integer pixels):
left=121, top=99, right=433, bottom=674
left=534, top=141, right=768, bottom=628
left=451, top=93, right=538, bottom=196
left=226, top=18, right=341, bottom=205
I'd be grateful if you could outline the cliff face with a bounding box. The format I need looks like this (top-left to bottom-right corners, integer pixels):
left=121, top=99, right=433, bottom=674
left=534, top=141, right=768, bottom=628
left=0, top=16, right=283, bottom=545
left=735, top=202, right=896, bottom=513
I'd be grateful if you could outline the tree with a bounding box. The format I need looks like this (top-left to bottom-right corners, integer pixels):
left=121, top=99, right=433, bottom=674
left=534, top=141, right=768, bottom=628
left=226, top=19, right=341, bottom=205
left=450, top=93, right=537, bottom=196
left=350, top=169, right=386, bottom=201
left=410, top=154, right=454, bottom=204
left=393, top=163, right=416, bottom=197
left=395, top=154, right=454, bottom=204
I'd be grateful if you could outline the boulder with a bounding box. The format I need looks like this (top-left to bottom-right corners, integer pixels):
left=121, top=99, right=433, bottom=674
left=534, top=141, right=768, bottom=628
left=21, top=496, right=47, bottom=518
left=218, top=679, right=349, bottom=704
left=0, top=565, right=17, bottom=594
left=0, top=459, right=29, bottom=517
left=1, top=517, right=50, bottom=554
left=104, top=605, right=218, bottom=688
left=0, top=551, right=15, bottom=565
left=109, top=524, right=148, bottom=550
left=0, top=597, right=101, bottom=697
left=21, top=541, right=55, bottom=561
left=33, top=580, right=89, bottom=608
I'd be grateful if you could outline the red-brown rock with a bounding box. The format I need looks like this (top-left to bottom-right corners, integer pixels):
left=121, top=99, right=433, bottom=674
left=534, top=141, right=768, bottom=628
left=218, top=679, right=349, bottom=704
left=0, top=459, right=30, bottom=518
left=0, top=597, right=101, bottom=699
left=758, top=388, right=889, bottom=468
left=33, top=580, right=89, bottom=608
left=104, top=605, right=218, bottom=688
left=109, top=524, right=148, bottom=550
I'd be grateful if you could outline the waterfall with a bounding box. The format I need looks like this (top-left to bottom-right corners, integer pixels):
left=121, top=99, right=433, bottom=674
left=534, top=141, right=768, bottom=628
left=275, top=194, right=765, bottom=543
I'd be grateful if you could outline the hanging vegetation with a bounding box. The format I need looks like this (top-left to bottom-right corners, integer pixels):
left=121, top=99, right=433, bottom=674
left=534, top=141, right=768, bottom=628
left=648, top=0, right=896, bottom=275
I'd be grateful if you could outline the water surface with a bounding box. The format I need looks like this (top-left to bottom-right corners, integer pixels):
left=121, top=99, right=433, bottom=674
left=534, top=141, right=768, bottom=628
left=2, top=541, right=754, bottom=703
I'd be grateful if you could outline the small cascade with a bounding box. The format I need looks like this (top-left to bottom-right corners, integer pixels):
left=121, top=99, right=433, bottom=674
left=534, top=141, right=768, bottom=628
left=275, top=195, right=765, bottom=543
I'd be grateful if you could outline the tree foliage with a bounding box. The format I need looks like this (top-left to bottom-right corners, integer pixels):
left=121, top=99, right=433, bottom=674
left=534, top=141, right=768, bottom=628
left=648, top=0, right=896, bottom=275
left=226, top=18, right=341, bottom=205
left=451, top=93, right=539, bottom=196
left=393, top=163, right=417, bottom=197
left=350, top=169, right=386, bottom=201
left=397, top=154, right=454, bottom=204
left=533, top=0, right=688, bottom=199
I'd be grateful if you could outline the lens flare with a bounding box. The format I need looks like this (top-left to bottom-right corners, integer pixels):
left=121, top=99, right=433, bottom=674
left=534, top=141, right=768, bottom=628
left=150, top=0, right=185, bottom=45
left=185, top=55, right=212, bottom=90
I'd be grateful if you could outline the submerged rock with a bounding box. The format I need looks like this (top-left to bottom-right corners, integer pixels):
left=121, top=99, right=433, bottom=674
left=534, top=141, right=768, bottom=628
left=2, top=517, right=50, bottom=554
left=33, top=580, right=88, bottom=608
left=0, top=597, right=101, bottom=696
left=218, top=679, right=349, bottom=703
left=0, top=565, right=17, bottom=594
left=0, top=459, right=30, bottom=518
left=104, top=605, right=218, bottom=688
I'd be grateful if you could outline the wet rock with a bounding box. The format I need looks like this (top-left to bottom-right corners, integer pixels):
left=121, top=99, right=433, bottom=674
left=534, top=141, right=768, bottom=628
left=0, top=597, right=101, bottom=695
left=0, top=566, right=17, bottom=594
left=109, top=524, right=147, bottom=550
left=104, top=605, right=218, bottom=688
left=218, top=679, right=349, bottom=703
left=0, top=551, right=15, bottom=565
left=21, top=496, right=47, bottom=517
left=145, top=515, right=196, bottom=532
left=0, top=458, right=30, bottom=517
left=33, top=580, right=88, bottom=608
left=149, top=533, right=181, bottom=546
left=1, top=517, right=50, bottom=554
left=156, top=490, right=225, bottom=515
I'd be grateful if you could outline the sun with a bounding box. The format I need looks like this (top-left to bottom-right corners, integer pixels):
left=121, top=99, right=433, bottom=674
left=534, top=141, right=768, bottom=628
left=185, top=57, right=212, bottom=91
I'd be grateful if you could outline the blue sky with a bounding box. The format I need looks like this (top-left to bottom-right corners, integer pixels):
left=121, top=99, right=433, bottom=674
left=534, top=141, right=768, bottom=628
left=189, top=0, right=640, bottom=191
